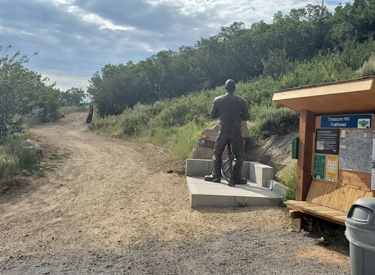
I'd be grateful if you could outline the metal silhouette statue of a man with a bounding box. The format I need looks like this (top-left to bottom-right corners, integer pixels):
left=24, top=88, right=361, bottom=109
left=204, top=79, right=250, bottom=187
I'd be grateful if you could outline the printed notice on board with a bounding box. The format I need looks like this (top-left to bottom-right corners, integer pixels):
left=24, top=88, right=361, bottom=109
left=372, top=131, right=375, bottom=190
left=313, top=154, right=325, bottom=180
left=315, top=129, right=340, bottom=155
left=325, top=155, right=338, bottom=182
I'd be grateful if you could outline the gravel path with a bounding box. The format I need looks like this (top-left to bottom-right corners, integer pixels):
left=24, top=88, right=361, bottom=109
left=0, top=113, right=350, bottom=274
left=1, top=229, right=349, bottom=274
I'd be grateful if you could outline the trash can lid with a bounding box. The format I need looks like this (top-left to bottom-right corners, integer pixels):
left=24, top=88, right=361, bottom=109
left=353, top=197, right=375, bottom=210
left=346, top=197, right=375, bottom=228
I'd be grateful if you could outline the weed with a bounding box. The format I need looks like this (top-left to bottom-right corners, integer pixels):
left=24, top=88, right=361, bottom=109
left=356, top=54, right=375, bottom=77
left=278, top=161, right=297, bottom=200
left=0, top=136, right=41, bottom=184
left=172, top=122, right=206, bottom=160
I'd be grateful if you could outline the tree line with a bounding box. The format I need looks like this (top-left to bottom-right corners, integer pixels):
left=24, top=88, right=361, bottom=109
left=88, top=0, right=375, bottom=117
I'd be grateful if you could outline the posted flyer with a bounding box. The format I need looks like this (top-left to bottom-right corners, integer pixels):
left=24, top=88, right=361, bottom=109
left=325, top=155, right=338, bottom=182
left=313, top=154, right=325, bottom=180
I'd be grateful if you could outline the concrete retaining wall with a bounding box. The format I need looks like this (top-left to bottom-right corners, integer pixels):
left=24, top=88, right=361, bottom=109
left=186, top=159, right=250, bottom=179
left=186, top=159, right=273, bottom=187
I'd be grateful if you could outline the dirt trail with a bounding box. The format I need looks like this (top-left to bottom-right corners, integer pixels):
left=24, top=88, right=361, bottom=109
left=0, top=113, right=350, bottom=274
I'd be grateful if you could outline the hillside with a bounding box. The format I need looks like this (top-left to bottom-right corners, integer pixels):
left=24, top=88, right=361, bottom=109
left=85, top=2, right=375, bottom=182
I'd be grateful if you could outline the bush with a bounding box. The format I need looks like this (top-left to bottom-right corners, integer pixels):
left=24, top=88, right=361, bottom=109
left=151, top=101, right=191, bottom=128
left=2, top=136, right=39, bottom=170
left=173, top=122, right=206, bottom=160
left=0, top=152, right=19, bottom=183
left=148, top=127, right=178, bottom=146
left=356, top=55, right=375, bottom=77
left=251, top=105, right=299, bottom=138
left=0, top=136, right=40, bottom=184
left=278, top=161, right=297, bottom=200
left=88, top=101, right=167, bottom=136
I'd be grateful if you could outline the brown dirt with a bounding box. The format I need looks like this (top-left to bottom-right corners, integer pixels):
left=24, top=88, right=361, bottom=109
left=0, top=113, right=289, bottom=254
left=0, top=112, right=350, bottom=274
left=298, top=245, right=350, bottom=265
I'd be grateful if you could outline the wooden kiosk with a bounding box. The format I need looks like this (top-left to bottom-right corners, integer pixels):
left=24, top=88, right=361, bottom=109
left=273, top=77, right=375, bottom=228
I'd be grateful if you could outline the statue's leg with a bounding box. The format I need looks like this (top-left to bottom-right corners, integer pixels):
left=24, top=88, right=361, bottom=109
left=231, top=134, right=246, bottom=184
left=204, top=134, right=227, bottom=182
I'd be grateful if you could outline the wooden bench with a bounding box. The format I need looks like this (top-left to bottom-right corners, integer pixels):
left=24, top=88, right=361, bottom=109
left=285, top=172, right=374, bottom=226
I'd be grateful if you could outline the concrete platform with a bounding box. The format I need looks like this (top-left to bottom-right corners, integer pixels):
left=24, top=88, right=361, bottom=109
left=187, top=176, right=281, bottom=208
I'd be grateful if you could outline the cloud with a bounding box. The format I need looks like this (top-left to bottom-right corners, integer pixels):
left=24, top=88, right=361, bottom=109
left=1, top=0, right=354, bottom=90
left=42, top=71, right=90, bottom=91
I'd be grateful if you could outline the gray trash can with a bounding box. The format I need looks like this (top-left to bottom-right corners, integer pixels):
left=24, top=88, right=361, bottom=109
left=345, top=197, right=375, bottom=275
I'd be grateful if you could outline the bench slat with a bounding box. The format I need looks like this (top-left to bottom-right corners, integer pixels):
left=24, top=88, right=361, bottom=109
left=285, top=200, right=346, bottom=226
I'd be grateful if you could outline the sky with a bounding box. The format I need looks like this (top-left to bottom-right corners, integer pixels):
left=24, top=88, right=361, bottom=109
left=1, top=0, right=353, bottom=91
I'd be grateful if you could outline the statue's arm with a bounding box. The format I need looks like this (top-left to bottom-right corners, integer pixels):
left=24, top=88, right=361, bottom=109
left=241, top=101, right=250, bottom=121
left=210, top=102, right=219, bottom=119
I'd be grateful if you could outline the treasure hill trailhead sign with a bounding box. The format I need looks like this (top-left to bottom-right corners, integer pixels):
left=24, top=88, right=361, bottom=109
left=321, top=114, right=372, bottom=129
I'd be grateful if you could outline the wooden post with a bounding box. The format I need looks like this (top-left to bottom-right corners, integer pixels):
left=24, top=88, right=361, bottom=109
left=295, top=109, right=315, bottom=228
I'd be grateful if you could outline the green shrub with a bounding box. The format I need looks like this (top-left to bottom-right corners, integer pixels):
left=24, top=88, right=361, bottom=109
left=151, top=101, right=190, bottom=128
left=0, top=135, right=41, bottom=183
left=88, top=101, right=167, bottom=136
left=0, top=152, right=19, bottom=183
left=173, top=121, right=205, bottom=160
left=356, top=55, right=375, bottom=77
left=279, top=161, right=297, bottom=200
left=88, top=114, right=117, bottom=132
left=26, top=115, right=42, bottom=128
left=148, top=127, right=178, bottom=146
left=2, top=136, right=39, bottom=170
left=251, top=105, right=299, bottom=137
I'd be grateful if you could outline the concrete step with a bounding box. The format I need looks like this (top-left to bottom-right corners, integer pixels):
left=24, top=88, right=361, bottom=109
left=187, top=176, right=281, bottom=208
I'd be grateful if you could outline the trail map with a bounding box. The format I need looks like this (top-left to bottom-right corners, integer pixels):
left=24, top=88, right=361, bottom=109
left=339, top=130, right=373, bottom=173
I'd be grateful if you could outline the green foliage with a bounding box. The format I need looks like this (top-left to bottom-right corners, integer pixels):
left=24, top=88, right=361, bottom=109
left=0, top=46, right=61, bottom=142
left=0, top=152, right=19, bottom=183
left=60, top=87, right=86, bottom=106
left=149, top=127, right=178, bottom=146
left=279, top=52, right=355, bottom=90
left=88, top=101, right=166, bottom=137
left=279, top=161, right=297, bottom=200
left=2, top=136, right=39, bottom=170
left=331, top=0, right=375, bottom=45
left=173, top=122, right=206, bottom=160
left=356, top=55, right=375, bottom=77
left=262, top=49, right=295, bottom=80
left=251, top=105, right=300, bottom=137
left=0, top=136, right=40, bottom=183
left=151, top=101, right=191, bottom=128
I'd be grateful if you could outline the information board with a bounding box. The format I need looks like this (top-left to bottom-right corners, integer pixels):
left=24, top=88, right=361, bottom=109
left=339, top=130, right=373, bottom=173
left=315, top=129, right=340, bottom=155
